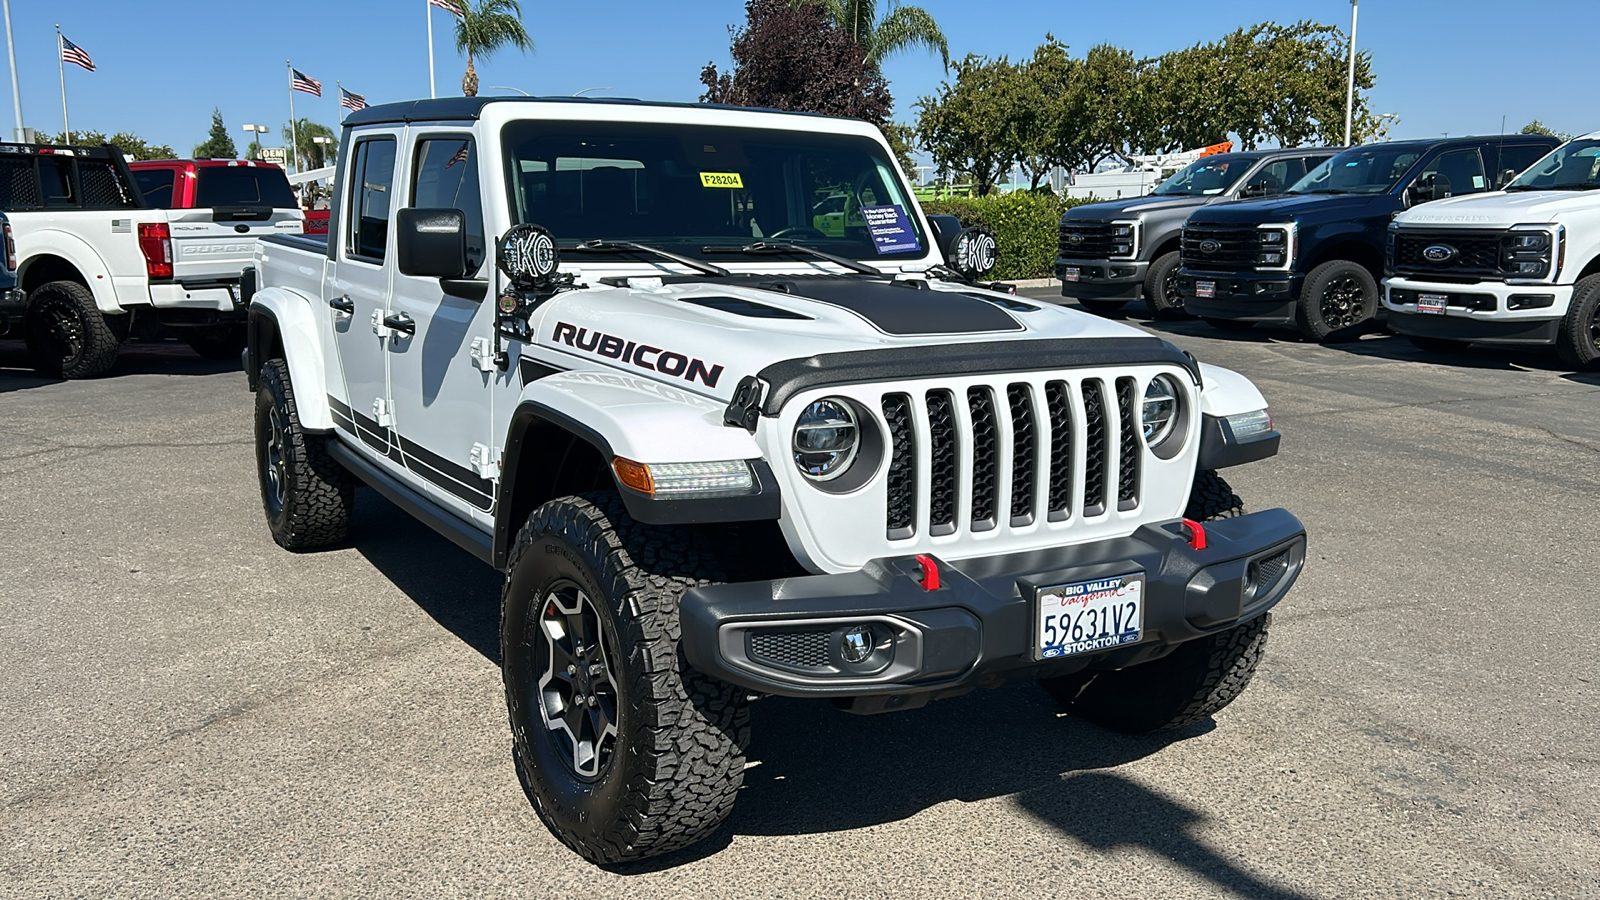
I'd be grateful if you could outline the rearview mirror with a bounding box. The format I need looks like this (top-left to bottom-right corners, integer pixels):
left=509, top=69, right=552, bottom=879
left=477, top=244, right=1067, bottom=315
left=396, top=207, right=468, bottom=278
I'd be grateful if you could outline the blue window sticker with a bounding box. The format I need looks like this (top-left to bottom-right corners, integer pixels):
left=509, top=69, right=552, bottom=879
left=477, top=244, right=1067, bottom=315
left=861, top=204, right=922, bottom=255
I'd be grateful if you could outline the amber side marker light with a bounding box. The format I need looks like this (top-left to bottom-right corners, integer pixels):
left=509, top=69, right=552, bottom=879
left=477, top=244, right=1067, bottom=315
left=612, top=457, right=654, bottom=494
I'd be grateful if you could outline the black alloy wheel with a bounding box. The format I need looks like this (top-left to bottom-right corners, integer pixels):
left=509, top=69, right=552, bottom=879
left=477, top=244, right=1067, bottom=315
left=531, top=581, right=621, bottom=781
left=1318, top=274, right=1367, bottom=331
left=30, top=293, right=83, bottom=362
left=1163, top=266, right=1183, bottom=310
left=1296, top=260, right=1378, bottom=342
left=262, top=403, right=289, bottom=518
left=22, top=280, right=123, bottom=378
left=1557, top=275, right=1600, bottom=368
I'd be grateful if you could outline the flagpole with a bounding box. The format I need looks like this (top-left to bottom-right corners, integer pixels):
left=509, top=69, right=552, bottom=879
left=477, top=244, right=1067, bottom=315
left=337, top=80, right=343, bottom=125
left=55, top=25, right=68, bottom=143
left=3, top=0, right=24, bottom=141
left=286, top=60, right=298, bottom=175
left=426, top=0, right=436, bottom=99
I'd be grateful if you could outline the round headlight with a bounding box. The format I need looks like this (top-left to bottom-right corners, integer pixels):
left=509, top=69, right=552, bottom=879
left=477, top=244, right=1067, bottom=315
left=793, top=398, right=859, bottom=481
left=1142, top=376, right=1180, bottom=447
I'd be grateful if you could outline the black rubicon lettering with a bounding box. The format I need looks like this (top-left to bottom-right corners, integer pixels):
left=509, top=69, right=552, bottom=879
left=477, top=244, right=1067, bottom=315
left=551, top=321, right=724, bottom=388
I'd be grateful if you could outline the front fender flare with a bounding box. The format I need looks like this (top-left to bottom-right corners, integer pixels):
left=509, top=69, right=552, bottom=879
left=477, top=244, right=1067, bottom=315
left=247, top=286, right=332, bottom=430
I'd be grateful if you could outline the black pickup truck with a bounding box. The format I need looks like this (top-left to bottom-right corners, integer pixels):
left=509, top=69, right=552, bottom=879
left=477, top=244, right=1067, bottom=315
left=1177, top=134, right=1560, bottom=340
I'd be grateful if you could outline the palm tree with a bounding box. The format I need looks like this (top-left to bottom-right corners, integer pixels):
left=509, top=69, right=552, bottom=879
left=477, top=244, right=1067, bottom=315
left=454, top=0, right=533, bottom=97
left=797, top=0, right=949, bottom=68
left=281, top=119, right=338, bottom=170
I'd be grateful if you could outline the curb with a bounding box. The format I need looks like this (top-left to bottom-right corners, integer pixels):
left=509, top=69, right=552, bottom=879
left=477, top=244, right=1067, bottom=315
left=1005, top=277, right=1060, bottom=289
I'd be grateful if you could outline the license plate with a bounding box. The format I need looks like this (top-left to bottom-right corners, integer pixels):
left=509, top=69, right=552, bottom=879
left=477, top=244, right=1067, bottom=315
left=1417, top=293, right=1447, bottom=314
left=1196, top=280, right=1216, bottom=298
left=1062, top=266, right=1080, bottom=283
left=1036, top=573, right=1144, bottom=660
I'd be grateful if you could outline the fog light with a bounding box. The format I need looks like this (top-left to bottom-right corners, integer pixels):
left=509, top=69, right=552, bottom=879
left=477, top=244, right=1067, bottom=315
left=840, top=625, right=874, bottom=663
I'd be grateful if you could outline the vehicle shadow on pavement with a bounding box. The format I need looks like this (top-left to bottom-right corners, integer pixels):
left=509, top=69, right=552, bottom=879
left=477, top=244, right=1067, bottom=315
left=350, top=489, right=505, bottom=666
left=0, top=338, right=240, bottom=391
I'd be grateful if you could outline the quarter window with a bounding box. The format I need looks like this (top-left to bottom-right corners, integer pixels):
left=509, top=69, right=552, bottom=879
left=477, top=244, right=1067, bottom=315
left=346, top=138, right=397, bottom=261
left=411, top=138, right=485, bottom=274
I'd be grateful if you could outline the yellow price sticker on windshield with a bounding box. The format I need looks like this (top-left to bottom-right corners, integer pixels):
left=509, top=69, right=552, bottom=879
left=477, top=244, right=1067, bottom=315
left=700, top=172, right=744, bottom=189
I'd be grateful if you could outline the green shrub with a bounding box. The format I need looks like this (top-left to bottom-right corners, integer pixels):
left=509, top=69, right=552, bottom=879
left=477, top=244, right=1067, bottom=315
left=921, top=192, right=1095, bottom=280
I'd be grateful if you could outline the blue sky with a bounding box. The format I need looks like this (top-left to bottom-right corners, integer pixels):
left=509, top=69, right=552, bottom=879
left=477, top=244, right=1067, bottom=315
left=2, top=0, right=1594, bottom=155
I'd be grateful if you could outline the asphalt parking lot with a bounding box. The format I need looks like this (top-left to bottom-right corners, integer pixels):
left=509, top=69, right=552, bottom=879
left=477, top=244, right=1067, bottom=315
left=2, top=296, right=1598, bottom=900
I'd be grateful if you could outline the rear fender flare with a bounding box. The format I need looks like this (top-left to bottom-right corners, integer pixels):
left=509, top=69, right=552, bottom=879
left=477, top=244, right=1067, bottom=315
left=247, top=285, right=332, bottom=430
left=17, top=231, right=121, bottom=313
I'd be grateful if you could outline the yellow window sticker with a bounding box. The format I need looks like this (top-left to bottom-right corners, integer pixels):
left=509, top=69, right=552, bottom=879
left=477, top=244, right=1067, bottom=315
left=700, top=172, right=744, bottom=189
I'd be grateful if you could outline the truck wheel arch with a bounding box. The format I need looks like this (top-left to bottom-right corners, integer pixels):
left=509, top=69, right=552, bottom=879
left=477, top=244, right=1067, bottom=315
left=1570, top=254, right=1600, bottom=283
left=18, top=244, right=119, bottom=314
left=1305, top=239, right=1382, bottom=282
left=494, top=405, right=617, bottom=568
left=245, top=286, right=332, bottom=431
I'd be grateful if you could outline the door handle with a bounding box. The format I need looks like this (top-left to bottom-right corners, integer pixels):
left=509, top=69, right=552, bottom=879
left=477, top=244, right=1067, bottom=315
left=328, top=295, right=354, bottom=314
left=383, top=311, right=416, bottom=335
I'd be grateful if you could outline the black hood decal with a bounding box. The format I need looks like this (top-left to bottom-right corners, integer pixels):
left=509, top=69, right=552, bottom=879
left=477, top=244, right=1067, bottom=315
left=753, top=277, right=1023, bottom=335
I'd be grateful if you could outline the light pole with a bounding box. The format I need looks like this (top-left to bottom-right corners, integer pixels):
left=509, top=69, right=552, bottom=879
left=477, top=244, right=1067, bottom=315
left=311, top=134, right=332, bottom=168
left=1344, top=0, right=1359, bottom=147
left=241, top=123, right=270, bottom=161
left=2, top=0, right=22, bottom=142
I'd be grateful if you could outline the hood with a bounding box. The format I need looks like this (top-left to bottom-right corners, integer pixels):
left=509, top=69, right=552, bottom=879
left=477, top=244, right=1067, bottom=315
left=1064, top=194, right=1205, bottom=219
left=1188, top=192, right=1388, bottom=224
left=1394, top=189, right=1600, bottom=227
left=532, top=275, right=1149, bottom=402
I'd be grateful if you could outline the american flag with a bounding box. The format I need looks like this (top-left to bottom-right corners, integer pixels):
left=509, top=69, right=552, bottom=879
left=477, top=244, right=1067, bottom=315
left=340, top=87, right=368, bottom=112
left=291, top=69, right=322, bottom=97
left=446, top=143, right=471, bottom=167
left=430, top=0, right=465, bottom=16
left=60, top=36, right=94, bottom=72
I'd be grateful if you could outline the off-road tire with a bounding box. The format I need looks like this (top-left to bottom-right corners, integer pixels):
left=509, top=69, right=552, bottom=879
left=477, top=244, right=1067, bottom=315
left=502, top=493, right=750, bottom=864
left=1203, top=317, right=1257, bottom=333
left=1077, top=298, right=1128, bottom=315
left=23, top=280, right=122, bottom=378
left=254, top=359, right=354, bottom=550
left=185, top=324, right=248, bottom=361
left=1142, top=251, right=1187, bottom=318
left=1407, top=335, right=1472, bottom=354
left=1555, top=275, right=1600, bottom=369
left=1184, top=469, right=1244, bottom=520
left=1296, top=259, right=1378, bottom=342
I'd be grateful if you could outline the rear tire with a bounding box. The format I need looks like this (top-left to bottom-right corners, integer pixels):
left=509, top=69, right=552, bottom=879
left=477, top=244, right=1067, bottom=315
left=1556, top=275, right=1600, bottom=369
left=255, top=359, right=354, bottom=550
left=23, top=280, right=122, bottom=378
left=1296, top=260, right=1378, bottom=342
left=185, top=324, right=247, bottom=361
left=1142, top=251, right=1187, bottom=318
left=1077, top=298, right=1128, bottom=315
left=1407, top=335, right=1472, bottom=354
left=502, top=493, right=750, bottom=864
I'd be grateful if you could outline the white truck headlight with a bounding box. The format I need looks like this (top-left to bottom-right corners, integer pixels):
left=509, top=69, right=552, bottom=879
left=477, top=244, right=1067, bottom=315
left=1142, top=376, right=1180, bottom=447
left=1224, top=409, right=1273, bottom=440
left=793, top=398, right=859, bottom=481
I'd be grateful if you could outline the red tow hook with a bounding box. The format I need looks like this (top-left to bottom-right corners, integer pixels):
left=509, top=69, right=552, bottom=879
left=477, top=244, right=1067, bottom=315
left=1181, top=518, right=1207, bottom=551
left=914, top=554, right=941, bottom=591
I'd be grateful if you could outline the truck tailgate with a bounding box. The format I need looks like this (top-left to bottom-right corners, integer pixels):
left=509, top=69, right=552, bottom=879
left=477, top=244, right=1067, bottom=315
left=168, top=207, right=305, bottom=283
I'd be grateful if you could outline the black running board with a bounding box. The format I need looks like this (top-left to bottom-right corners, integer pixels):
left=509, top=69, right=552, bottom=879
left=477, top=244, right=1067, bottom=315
left=328, top=440, right=496, bottom=567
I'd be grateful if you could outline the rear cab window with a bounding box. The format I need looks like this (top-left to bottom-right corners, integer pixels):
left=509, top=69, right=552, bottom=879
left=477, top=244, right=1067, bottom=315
left=195, top=166, right=297, bottom=209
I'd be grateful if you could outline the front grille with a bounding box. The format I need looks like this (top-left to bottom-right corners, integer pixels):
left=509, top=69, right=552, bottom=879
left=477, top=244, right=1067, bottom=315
left=1058, top=220, right=1114, bottom=258
left=1393, top=229, right=1504, bottom=277
left=1182, top=225, right=1261, bottom=269
left=882, top=377, right=1145, bottom=539
left=748, top=630, right=831, bottom=669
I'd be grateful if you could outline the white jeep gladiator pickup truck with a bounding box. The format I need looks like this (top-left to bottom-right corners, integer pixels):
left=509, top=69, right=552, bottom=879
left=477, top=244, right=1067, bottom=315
left=1383, top=132, right=1600, bottom=366
left=0, top=142, right=303, bottom=376
left=243, top=97, right=1306, bottom=864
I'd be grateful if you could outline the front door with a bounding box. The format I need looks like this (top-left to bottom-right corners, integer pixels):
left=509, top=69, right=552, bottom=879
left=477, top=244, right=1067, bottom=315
left=386, top=133, right=497, bottom=522
left=327, top=132, right=402, bottom=466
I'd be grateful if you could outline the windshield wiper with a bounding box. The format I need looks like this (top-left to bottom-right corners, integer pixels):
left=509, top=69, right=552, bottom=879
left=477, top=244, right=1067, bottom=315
left=566, top=239, right=730, bottom=278
left=701, top=241, right=883, bottom=276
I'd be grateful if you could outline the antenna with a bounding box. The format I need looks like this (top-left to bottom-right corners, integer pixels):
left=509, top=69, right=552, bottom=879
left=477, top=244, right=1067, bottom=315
left=1497, top=115, right=1508, bottom=188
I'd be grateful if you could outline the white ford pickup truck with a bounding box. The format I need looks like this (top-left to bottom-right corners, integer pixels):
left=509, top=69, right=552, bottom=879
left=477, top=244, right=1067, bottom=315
left=243, top=96, right=1306, bottom=863
left=0, top=143, right=303, bottom=376
left=1383, top=132, right=1600, bottom=367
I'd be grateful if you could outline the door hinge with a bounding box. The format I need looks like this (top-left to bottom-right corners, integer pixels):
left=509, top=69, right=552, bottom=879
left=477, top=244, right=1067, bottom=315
left=470, top=336, right=496, bottom=372
left=469, top=443, right=500, bottom=479
left=371, top=398, right=393, bottom=428
left=371, top=308, right=386, bottom=335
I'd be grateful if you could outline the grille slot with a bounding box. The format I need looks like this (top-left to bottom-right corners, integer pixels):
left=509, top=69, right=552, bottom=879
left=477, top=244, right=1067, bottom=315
left=926, top=389, right=958, bottom=536
left=1081, top=380, right=1109, bottom=516
left=1007, top=384, right=1036, bottom=526
left=1393, top=229, right=1505, bottom=277
left=1058, top=220, right=1114, bottom=258
left=967, top=387, right=999, bottom=531
left=748, top=631, right=831, bottom=670
left=1182, top=225, right=1261, bottom=269
left=882, top=393, right=917, bottom=539
left=1116, top=377, right=1140, bottom=509
left=1045, top=381, right=1073, bottom=522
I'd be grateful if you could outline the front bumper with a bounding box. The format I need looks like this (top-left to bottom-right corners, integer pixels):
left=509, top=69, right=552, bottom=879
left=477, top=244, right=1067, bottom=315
left=1178, top=269, right=1301, bottom=325
left=1383, top=278, right=1571, bottom=346
left=1056, top=257, right=1148, bottom=302
left=680, top=508, right=1306, bottom=712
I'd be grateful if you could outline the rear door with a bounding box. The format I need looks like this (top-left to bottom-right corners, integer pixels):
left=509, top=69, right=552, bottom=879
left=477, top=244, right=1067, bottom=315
left=167, top=163, right=305, bottom=285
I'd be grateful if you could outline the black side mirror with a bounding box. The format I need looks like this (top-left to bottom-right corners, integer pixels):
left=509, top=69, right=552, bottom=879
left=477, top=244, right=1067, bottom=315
left=396, top=207, right=468, bottom=278
left=925, top=214, right=963, bottom=262
left=1407, top=174, right=1442, bottom=205
left=1499, top=168, right=1518, bottom=188
left=1238, top=181, right=1266, bottom=198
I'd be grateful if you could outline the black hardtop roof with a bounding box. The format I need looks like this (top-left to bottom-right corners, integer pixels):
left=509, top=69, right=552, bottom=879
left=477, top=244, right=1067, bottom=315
left=341, top=95, right=850, bottom=129
left=1334, top=134, right=1560, bottom=153
left=1204, top=147, right=1340, bottom=164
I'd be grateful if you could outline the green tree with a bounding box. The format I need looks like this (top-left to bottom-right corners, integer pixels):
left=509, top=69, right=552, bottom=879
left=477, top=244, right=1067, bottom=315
left=454, top=0, right=533, bottom=97
left=795, top=0, right=948, bottom=67
left=1521, top=120, right=1571, bottom=142
left=48, top=130, right=175, bottom=160
left=192, top=109, right=237, bottom=159
left=281, top=119, right=338, bottom=169
left=915, top=54, right=1027, bottom=196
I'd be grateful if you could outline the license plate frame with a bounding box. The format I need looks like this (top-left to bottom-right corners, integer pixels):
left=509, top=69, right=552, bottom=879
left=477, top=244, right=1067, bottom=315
left=1034, top=573, right=1145, bottom=661
left=1062, top=266, right=1080, bottom=283
left=1416, top=293, right=1448, bottom=314
left=1195, top=280, right=1216, bottom=299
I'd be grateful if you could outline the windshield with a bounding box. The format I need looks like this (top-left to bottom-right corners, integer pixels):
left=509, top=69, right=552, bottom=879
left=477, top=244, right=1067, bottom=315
left=1151, top=157, right=1247, bottom=196
left=1289, top=146, right=1422, bottom=195
left=195, top=167, right=298, bottom=208
left=501, top=120, right=927, bottom=261
left=1507, top=140, right=1600, bottom=191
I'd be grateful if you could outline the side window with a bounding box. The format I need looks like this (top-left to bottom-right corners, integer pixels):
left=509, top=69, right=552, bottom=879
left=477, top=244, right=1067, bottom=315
left=345, top=138, right=397, bottom=262
left=133, top=168, right=176, bottom=207
left=411, top=138, right=485, bottom=274
left=1415, top=149, right=1487, bottom=198
left=1284, top=156, right=1319, bottom=185
left=1496, top=145, right=1552, bottom=185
